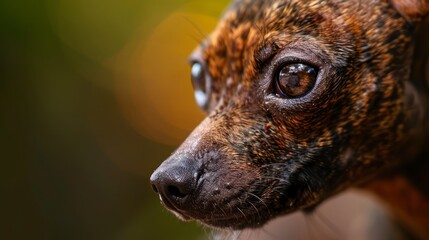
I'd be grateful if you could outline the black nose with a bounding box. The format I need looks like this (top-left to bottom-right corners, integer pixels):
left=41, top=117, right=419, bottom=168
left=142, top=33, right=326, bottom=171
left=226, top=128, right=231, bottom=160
left=150, top=158, right=199, bottom=209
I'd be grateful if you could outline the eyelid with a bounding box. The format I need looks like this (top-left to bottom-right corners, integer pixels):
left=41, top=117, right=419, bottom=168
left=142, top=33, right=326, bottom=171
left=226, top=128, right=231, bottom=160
left=274, top=55, right=320, bottom=71
left=188, top=47, right=204, bottom=65
left=254, top=44, right=279, bottom=69
left=259, top=47, right=333, bottom=111
left=271, top=47, right=324, bottom=69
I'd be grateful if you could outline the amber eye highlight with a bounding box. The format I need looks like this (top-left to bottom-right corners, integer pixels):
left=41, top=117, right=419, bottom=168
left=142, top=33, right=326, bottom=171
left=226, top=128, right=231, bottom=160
left=191, top=62, right=210, bottom=108
left=274, top=63, right=318, bottom=98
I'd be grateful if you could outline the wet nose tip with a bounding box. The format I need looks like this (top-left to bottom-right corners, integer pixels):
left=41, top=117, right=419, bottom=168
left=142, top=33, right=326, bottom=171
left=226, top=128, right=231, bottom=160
left=149, top=172, right=159, bottom=193
left=150, top=164, right=198, bottom=205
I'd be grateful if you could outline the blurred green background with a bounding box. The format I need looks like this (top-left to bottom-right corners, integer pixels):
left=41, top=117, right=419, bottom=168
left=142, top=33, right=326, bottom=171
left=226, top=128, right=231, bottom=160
left=0, top=0, right=228, bottom=239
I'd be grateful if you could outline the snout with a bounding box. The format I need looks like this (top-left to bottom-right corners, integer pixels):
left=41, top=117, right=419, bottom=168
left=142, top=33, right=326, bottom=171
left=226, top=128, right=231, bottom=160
left=149, top=115, right=277, bottom=228
left=150, top=157, right=200, bottom=218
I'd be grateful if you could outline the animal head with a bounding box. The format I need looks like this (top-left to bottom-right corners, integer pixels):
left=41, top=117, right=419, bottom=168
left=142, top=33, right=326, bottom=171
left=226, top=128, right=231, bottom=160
left=151, top=0, right=428, bottom=229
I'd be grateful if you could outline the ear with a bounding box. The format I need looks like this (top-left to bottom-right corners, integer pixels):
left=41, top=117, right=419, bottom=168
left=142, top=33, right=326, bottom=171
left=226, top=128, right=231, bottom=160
left=390, top=0, right=429, bottom=23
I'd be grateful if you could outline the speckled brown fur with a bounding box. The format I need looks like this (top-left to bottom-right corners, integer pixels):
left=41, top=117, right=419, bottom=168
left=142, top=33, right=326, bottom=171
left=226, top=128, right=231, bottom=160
left=151, top=0, right=429, bottom=238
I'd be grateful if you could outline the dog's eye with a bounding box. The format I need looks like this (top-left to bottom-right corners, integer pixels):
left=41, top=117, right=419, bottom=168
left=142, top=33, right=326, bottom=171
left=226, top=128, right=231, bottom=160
left=274, top=63, right=317, bottom=98
left=191, top=61, right=210, bottom=108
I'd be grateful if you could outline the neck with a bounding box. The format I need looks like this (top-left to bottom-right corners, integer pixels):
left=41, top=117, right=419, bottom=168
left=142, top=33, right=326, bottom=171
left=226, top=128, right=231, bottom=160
left=366, top=146, right=429, bottom=239
left=368, top=16, right=429, bottom=239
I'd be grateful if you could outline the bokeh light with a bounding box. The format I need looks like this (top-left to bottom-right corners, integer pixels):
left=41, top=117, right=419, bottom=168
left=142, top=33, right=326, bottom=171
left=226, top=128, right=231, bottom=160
left=1, top=0, right=228, bottom=239
left=1, top=1, right=391, bottom=239
left=115, top=11, right=218, bottom=146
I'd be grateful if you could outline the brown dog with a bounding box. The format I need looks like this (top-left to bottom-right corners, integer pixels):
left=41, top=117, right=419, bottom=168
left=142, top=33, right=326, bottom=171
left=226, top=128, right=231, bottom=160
left=151, top=0, right=429, bottom=238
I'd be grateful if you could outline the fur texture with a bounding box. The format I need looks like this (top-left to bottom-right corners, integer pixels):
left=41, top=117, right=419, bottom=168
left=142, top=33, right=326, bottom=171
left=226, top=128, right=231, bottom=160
left=151, top=0, right=429, bottom=238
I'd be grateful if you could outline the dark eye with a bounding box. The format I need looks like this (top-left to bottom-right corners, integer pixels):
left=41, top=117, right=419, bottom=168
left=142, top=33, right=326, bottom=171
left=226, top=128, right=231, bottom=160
left=274, top=63, right=318, bottom=98
left=191, top=61, right=210, bottom=108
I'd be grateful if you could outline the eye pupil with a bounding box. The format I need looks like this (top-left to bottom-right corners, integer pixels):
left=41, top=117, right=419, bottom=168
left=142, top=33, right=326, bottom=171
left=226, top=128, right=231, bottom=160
left=275, top=63, right=317, bottom=98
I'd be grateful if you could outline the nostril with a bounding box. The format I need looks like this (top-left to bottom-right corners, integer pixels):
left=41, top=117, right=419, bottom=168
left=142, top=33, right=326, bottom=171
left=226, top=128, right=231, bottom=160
left=151, top=183, right=159, bottom=193
left=150, top=158, right=201, bottom=208
left=150, top=170, right=196, bottom=201
left=167, top=185, right=188, bottom=199
left=152, top=174, right=196, bottom=208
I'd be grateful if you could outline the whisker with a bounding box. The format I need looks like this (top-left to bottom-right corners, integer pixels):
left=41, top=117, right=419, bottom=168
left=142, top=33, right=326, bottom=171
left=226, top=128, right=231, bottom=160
left=212, top=230, right=228, bottom=240
left=304, top=211, right=343, bottom=240
left=258, top=176, right=288, bottom=182
left=261, top=227, right=284, bottom=240
left=237, top=207, right=247, bottom=220
left=186, top=32, right=204, bottom=45
left=183, top=16, right=208, bottom=41
left=246, top=200, right=261, bottom=219
left=247, top=192, right=270, bottom=214
left=313, top=211, right=344, bottom=239
left=218, top=230, right=242, bottom=240
left=304, top=213, right=316, bottom=240
left=258, top=162, right=290, bottom=168
left=247, top=228, right=262, bottom=240
left=218, top=205, right=229, bottom=218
